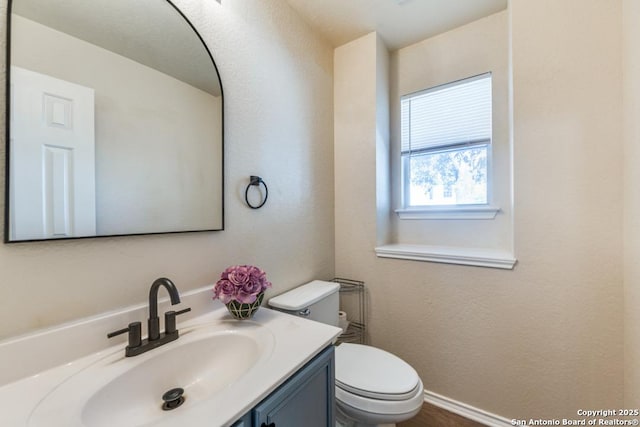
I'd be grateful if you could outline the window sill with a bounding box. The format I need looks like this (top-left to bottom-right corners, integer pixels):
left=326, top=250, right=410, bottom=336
left=395, top=205, right=500, bottom=220
left=374, top=244, right=516, bottom=269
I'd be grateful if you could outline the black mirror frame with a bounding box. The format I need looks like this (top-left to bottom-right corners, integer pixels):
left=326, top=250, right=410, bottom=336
left=4, top=0, right=225, bottom=243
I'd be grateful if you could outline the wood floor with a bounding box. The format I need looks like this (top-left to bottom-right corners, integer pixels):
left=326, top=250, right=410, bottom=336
left=398, top=401, right=486, bottom=427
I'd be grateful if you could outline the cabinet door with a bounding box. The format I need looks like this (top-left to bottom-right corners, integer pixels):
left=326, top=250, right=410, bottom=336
left=253, top=346, right=334, bottom=427
left=231, top=412, right=251, bottom=427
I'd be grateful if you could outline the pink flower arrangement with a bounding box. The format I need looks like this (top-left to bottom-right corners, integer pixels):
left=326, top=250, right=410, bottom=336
left=213, top=265, right=272, bottom=304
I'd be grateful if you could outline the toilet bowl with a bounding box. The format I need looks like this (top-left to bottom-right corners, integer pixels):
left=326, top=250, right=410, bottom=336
left=334, top=343, right=424, bottom=427
left=269, top=281, right=424, bottom=427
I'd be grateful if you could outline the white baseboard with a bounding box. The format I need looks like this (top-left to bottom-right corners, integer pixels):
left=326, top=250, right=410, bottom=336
left=424, top=389, right=513, bottom=427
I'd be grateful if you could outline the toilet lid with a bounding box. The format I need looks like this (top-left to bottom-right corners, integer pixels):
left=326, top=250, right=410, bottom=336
left=335, top=343, right=420, bottom=400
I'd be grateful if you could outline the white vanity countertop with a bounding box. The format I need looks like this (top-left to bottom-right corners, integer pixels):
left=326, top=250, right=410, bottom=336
left=0, top=293, right=342, bottom=427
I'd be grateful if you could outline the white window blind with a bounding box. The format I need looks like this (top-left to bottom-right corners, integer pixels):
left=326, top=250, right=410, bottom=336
left=401, top=73, right=492, bottom=154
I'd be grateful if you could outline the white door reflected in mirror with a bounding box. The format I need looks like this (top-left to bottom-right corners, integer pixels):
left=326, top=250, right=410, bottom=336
left=10, top=66, right=96, bottom=240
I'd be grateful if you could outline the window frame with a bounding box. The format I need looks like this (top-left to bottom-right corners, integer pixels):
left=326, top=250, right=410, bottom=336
left=399, top=72, right=496, bottom=214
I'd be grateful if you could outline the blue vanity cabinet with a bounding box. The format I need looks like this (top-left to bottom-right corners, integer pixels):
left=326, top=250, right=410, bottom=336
left=249, top=345, right=335, bottom=427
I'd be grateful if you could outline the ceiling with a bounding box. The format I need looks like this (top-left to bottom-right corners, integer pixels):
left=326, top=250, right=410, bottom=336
left=283, top=0, right=508, bottom=51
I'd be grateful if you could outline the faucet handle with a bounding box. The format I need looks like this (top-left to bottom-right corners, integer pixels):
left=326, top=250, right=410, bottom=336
left=164, top=307, right=191, bottom=335
left=107, top=322, right=142, bottom=349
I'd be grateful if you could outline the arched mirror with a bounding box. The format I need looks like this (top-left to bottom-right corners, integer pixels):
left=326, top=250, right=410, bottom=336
left=5, top=0, right=224, bottom=242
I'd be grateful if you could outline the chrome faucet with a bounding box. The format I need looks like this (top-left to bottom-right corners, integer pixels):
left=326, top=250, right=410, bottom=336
left=107, top=277, right=191, bottom=357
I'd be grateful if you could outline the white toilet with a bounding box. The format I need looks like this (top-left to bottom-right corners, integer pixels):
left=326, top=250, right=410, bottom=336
left=269, top=280, right=424, bottom=427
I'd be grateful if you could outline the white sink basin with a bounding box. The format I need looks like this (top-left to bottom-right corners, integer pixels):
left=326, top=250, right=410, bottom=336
left=27, top=320, right=274, bottom=427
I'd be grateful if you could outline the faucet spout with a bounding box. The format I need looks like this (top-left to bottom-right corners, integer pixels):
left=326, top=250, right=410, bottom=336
left=148, top=278, right=181, bottom=341
left=109, top=277, right=190, bottom=356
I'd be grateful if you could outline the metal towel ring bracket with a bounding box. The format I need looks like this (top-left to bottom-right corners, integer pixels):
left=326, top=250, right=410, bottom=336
left=245, top=176, right=268, bottom=209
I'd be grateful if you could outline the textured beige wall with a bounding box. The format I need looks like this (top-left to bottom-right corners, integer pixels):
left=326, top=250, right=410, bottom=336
left=623, top=0, right=640, bottom=407
left=334, top=33, right=379, bottom=269
left=335, top=0, right=624, bottom=420
left=0, top=0, right=335, bottom=340
left=510, top=0, right=623, bottom=414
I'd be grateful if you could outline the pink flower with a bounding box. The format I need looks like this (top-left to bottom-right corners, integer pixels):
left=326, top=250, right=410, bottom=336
left=212, top=265, right=272, bottom=305
left=213, top=279, right=237, bottom=304
left=228, top=265, right=250, bottom=286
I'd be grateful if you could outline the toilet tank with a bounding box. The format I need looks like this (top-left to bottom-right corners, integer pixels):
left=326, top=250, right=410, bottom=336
left=268, top=280, right=340, bottom=327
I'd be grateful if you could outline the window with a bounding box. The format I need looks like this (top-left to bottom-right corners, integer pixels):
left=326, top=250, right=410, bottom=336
left=379, top=12, right=514, bottom=269
left=401, top=73, right=492, bottom=208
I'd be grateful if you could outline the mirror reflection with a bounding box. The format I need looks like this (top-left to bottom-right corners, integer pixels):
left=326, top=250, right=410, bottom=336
left=6, top=0, right=224, bottom=242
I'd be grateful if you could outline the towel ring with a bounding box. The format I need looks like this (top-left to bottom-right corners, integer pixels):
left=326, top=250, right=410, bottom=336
left=245, top=176, right=268, bottom=209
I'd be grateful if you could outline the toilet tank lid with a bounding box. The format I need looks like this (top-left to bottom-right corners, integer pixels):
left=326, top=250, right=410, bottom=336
left=268, top=280, right=340, bottom=311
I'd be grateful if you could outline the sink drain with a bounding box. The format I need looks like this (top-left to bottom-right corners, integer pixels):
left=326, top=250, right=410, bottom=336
left=161, top=387, right=185, bottom=410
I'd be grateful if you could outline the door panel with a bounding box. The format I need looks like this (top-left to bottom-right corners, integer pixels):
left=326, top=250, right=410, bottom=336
left=10, top=66, right=96, bottom=240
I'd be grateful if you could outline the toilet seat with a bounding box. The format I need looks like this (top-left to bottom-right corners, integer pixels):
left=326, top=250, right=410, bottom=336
left=335, top=343, right=424, bottom=415
left=337, top=380, right=422, bottom=401
left=335, top=343, right=420, bottom=398
left=335, top=378, right=424, bottom=416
